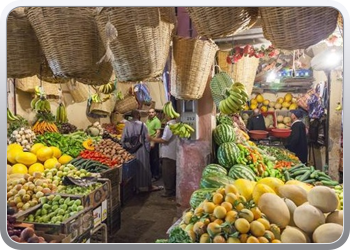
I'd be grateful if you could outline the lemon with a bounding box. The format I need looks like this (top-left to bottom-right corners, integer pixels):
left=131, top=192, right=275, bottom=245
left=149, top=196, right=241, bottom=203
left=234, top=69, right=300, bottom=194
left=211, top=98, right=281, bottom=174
left=28, top=163, right=45, bottom=175
left=12, top=163, right=28, bottom=174
left=36, top=146, right=54, bottom=162
left=44, top=157, right=59, bottom=170
left=284, top=93, right=293, bottom=102
left=50, top=146, right=62, bottom=159
left=250, top=99, right=258, bottom=105
left=30, top=143, right=45, bottom=154
left=7, top=148, right=23, bottom=164
left=7, top=143, right=23, bottom=152
left=58, top=154, right=73, bottom=165
left=260, top=106, right=268, bottom=112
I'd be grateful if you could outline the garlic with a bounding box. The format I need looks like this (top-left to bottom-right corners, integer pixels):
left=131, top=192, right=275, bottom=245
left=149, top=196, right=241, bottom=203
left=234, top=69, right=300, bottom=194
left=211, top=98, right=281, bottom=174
left=18, top=131, right=24, bottom=135
left=22, top=139, right=28, bottom=145
left=25, top=144, right=31, bottom=150
left=22, top=135, right=26, bottom=140
left=15, top=134, right=21, bottom=139
left=25, top=129, right=32, bottom=134
left=25, top=134, right=31, bottom=139
left=12, top=130, right=18, bottom=135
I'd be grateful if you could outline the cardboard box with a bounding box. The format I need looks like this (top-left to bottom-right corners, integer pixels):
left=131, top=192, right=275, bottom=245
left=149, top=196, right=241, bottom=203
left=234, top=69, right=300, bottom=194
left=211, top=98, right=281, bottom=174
left=93, top=206, right=102, bottom=228
left=35, top=231, right=71, bottom=243
left=101, top=199, right=107, bottom=222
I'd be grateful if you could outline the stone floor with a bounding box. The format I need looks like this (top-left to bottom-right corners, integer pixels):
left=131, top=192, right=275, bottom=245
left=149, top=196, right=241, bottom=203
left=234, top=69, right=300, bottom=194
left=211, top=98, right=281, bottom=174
left=110, top=178, right=179, bottom=243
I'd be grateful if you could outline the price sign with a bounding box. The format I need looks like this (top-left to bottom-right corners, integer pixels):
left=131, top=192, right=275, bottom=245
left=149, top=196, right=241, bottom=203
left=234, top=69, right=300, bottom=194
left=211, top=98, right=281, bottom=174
left=180, top=100, right=199, bottom=140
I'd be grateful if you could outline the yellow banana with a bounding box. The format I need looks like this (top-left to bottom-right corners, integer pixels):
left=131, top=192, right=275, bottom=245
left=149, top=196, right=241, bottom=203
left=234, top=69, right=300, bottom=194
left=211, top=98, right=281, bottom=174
left=183, top=123, right=195, bottom=133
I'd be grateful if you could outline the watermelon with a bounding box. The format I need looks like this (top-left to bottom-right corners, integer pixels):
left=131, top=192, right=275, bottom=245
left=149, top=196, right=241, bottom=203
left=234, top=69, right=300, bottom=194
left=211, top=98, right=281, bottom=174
left=202, top=164, right=228, bottom=178
left=217, top=142, right=240, bottom=169
left=189, top=188, right=216, bottom=209
left=200, top=175, right=236, bottom=189
left=213, top=124, right=236, bottom=145
left=228, top=164, right=256, bottom=181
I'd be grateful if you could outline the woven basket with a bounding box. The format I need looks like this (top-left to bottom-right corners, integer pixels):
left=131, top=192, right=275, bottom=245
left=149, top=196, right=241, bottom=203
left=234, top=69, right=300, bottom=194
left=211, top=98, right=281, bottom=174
left=66, top=80, right=92, bottom=103
left=259, top=7, right=339, bottom=50
left=338, top=12, right=343, bottom=36
left=15, top=76, right=60, bottom=96
left=185, top=7, right=259, bottom=38
left=90, top=94, right=117, bottom=116
left=7, top=7, right=41, bottom=78
left=231, top=56, right=259, bottom=97
left=115, top=94, right=139, bottom=114
left=171, top=36, right=219, bottom=100
left=25, top=7, right=109, bottom=80
left=37, top=56, right=70, bottom=84
left=95, top=7, right=175, bottom=82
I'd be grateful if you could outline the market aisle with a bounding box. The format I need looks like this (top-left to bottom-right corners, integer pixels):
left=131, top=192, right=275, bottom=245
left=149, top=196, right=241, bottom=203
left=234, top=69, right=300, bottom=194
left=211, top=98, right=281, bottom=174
left=111, top=179, right=178, bottom=243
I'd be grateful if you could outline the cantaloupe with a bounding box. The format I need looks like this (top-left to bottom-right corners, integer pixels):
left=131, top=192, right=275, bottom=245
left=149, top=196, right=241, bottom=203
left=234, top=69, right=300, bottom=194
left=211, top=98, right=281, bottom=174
left=258, top=193, right=290, bottom=228
left=284, top=198, right=297, bottom=226
left=277, top=115, right=284, bottom=123
left=281, top=226, right=310, bottom=243
left=278, top=184, right=308, bottom=206
left=312, top=223, right=343, bottom=243
left=269, top=102, right=276, bottom=108
left=285, top=180, right=313, bottom=192
left=293, top=204, right=325, bottom=233
left=326, top=210, right=343, bottom=226
left=307, top=186, right=339, bottom=213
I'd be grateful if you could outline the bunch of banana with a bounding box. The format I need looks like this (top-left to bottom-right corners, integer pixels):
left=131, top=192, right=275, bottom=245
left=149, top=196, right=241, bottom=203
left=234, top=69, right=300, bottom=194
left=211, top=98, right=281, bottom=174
left=30, top=96, right=40, bottom=110
left=98, top=82, right=116, bottom=94
left=169, top=122, right=195, bottom=138
left=163, top=101, right=180, bottom=119
left=33, top=98, right=51, bottom=113
left=91, top=94, right=102, bottom=103
left=55, top=103, right=68, bottom=123
left=7, top=108, right=21, bottom=122
left=218, top=82, right=249, bottom=115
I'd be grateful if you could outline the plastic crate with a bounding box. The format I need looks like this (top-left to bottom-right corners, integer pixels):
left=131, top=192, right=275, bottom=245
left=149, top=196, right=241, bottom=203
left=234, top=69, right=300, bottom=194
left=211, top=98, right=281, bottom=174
left=106, top=200, right=121, bottom=241
left=122, top=159, right=137, bottom=181
left=120, top=177, right=136, bottom=207
left=90, top=223, right=108, bottom=243
left=100, top=166, right=122, bottom=208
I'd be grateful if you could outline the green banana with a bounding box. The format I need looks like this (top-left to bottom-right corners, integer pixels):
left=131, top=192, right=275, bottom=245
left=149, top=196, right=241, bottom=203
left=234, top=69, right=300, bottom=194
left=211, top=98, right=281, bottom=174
left=55, top=105, right=61, bottom=123
left=225, top=96, right=240, bottom=111
left=183, top=123, right=195, bottom=133
left=30, top=97, right=40, bottom=110
left=7, top=108, right=18, bottom=122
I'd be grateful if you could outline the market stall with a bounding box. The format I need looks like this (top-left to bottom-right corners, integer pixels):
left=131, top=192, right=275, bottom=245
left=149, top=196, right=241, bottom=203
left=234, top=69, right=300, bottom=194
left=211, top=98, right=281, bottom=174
left=6, top=6, right=344, bottom=245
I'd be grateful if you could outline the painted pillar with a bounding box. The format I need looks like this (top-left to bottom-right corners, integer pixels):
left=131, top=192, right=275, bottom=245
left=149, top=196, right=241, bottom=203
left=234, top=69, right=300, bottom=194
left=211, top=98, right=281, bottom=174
left=176, top=78, right=216, bottom=216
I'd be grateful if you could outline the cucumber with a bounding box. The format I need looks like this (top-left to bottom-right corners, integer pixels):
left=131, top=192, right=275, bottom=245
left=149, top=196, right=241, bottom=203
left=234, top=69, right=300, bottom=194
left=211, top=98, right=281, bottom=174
left=310, top=170, right=320, bottom=179
left=317, top=175, right=332, bottom=181
left=303, top=179, right=316, bottom=184
left=288, top=163, right=307, bottom=172
left=290, top=169, right=309, bottom=177
left=320, top=180, right=339, bottom=187
left=284, top=171, right=291, bottom=181
left=298, top=171, right=312, bottom=181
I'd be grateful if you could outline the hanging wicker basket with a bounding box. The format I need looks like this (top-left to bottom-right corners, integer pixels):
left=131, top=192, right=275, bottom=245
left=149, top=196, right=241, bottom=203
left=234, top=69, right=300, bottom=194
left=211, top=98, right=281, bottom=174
left=259, top=7, right=339, bottom=50
left=7, top=7, right=41, bottom=78
left=171, top=36, right=219, bottom=100
left=231, top=56, right=259, bottom=97
left=15, top=76, right=60, bottom=96
left=37, top=56, right=71, bottom=84
left=114, top=93, right=139, bottom=114
left=25, top=7, right=109, bottom=81
left=95, top=7, right=175, bottom=82
left=66, top=80, right=92, bottom=103
left=90, top=94, right=117, bottom=116
left=185, top=7, right=259, bottom=38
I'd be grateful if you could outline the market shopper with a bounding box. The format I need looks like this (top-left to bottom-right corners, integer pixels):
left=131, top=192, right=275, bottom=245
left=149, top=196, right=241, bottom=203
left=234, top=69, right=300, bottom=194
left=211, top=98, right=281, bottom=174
left=145, top=108, right=162, bottom=182
left=247, top=108, right=266, bottom=131
left=121, top=110, right=162, bottom=193
left=285, top=109, right=308, bottom=164
left=147, top=112, right=177, bottom=198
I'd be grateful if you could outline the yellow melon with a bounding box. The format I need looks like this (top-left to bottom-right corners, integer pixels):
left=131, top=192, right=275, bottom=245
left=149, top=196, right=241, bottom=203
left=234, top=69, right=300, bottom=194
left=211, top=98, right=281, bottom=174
left=36, top=147, right=54, bottom=162
left=234, top=179, right=256, bottom=201
left=44, top=157, right=59, bottom=170
left=250, top=104, right=257, bottom=110
left=12, top=163, right=28, bottom=174
left=289, top=103, right=298, bottom=110
left=257, top=177, right=284, bottom=196
left=58, top=154, right=73, bottom=165
left=7, top=148, right=23, bottom=164
left=256, top=94, right=264, bottom=103
left=30, top=143, right=45, bottom=154
left=253, top=184, right=276, bottom=204
left=284, top=93, right=293, bottom=102
left=263, top=99, right=270, bottom=106
left=260, top=106, right=268, bottom=112
left=7, top=143, right=23, bottom=152
left=50, top=146, right=62, bottom=159
left=28, top=163, right=45, bottom=175
left=282, top=102, right=291, bottom=108
left=15, top=152, right=37, bottom=166
left=276, top=97, right=284, bottom=104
